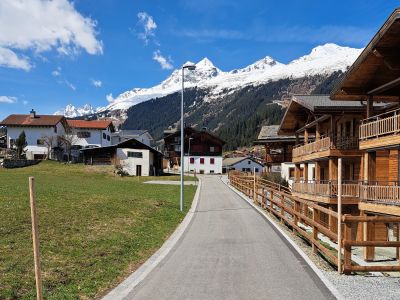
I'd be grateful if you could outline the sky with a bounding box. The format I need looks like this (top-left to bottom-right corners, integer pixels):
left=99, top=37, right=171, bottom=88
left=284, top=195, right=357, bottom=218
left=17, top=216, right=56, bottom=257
left=0, top=0, right=398, bottom=120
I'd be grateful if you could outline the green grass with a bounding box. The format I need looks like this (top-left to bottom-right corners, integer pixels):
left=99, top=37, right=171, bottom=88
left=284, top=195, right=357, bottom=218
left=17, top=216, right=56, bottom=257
left=0, top=161, right=197, bottom=299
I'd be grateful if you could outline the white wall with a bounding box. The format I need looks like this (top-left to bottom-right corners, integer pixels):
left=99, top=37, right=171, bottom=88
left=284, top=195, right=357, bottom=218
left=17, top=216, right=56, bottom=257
left=7, top=123, right=66, bottom=159
left=224, top=159, right=264, bottom=175
left=183, top=156, right=222, bottom=174
left=117, top=148, right=153, bottom=176
left=71, top=127, right=112, bottom=147
left=281, top=162, right=315, bottom=188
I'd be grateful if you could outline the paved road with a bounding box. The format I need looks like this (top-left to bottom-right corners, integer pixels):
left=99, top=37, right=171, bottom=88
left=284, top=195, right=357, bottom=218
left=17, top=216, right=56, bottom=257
left=129, top=176, right=334, bottom=300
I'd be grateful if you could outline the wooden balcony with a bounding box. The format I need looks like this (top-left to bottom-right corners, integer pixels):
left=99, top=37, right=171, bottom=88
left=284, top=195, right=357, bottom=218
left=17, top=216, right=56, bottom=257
left=359, top=182, right=400, bottom=216
left=359, top=109, right=400, bottom=150
left=292, top=180, right=360, bottom=204
left=292, top=136, right=360, bottom=163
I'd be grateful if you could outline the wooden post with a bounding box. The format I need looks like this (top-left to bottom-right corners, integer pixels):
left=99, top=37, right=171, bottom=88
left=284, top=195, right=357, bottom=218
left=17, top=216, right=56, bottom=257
left=29, top=177, right=43, bottom=300
left=367, top=95, right=373, bottom=118
left=312, top=208, right=319, bottom=254
left=343, top=216, right=352, bottom=274
left=338, top=157, right=343, bottom=273
left=253, top=168, right=257, bottom=203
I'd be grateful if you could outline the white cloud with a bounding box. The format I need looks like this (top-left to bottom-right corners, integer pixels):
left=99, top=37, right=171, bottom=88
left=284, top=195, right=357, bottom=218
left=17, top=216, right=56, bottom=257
left=137, top=12, right=157, bottom=44
left=0, top=96, right=17, bottom=104
left=52, top=66, right=62, bottom=77
left=23, top=100, right=28, bottom=105
left=0, top=0, right=103, bottom=71
left=153, top=50, right=173, bottom=70
left=106, top=93, right=114, bottom=102
left=91, top=79, right=102, bottom=88
left=65, top=80, right=76, bottom=91
left=0, top=47, right=32, bottom=71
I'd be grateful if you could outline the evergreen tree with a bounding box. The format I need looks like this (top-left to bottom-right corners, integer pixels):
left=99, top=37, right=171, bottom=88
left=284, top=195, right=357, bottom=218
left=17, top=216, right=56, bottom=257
left=15, top=131, right=27, bottom=159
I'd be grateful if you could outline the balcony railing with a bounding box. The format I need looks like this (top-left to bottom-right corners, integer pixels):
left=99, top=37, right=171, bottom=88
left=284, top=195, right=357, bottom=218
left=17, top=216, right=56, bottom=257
left=360, top=181, right=400, bottom=205
left=360, top=108, right=400, bottom=140
left=292, top=180, right=360, bottom=198
left=292, top=136, right=359, bottom=158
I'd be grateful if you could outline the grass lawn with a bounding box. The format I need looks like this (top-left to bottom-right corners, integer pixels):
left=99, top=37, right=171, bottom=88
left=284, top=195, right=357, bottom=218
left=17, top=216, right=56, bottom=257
left=0, top=161, right=197, bottom=299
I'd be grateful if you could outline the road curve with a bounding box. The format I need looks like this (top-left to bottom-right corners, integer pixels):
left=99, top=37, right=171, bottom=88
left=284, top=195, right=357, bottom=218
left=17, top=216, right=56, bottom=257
left=129, top=175, right=334, bottom=300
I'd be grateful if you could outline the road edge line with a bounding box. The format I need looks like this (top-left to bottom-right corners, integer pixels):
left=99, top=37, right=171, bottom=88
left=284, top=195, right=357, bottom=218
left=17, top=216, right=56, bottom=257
left=103, top=178, right=202, bottom=300
left=222, top=178, right=343, bottom=300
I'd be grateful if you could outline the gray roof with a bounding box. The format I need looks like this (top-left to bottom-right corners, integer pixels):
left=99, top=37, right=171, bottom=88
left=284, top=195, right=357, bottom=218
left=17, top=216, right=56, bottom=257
left=292, top=95, right=386, bottom=112
left=113, top=130, right=150, bottom=137
left=223, top=157, right=263, bottom=167
left=257, top=125, right=296, bottom=141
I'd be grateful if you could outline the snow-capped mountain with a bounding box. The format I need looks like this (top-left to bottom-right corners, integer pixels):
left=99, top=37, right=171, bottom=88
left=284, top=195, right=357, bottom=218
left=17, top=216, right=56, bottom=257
left=54, top=104, right=95, bottom=117
left=56, top=43, right=362, bottom=117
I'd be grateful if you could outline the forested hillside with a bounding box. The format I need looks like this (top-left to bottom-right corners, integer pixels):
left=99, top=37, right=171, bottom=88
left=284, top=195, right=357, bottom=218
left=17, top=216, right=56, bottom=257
left=122, top=71, right=344, bottom=150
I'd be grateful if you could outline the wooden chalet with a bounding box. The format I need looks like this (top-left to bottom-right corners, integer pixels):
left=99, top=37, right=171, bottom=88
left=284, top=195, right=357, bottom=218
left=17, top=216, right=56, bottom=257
left=163, top=127, right=225, bottom=174
left=330, top=8, right=400, bottom=259
left=254, top=125, right=296, bottom=172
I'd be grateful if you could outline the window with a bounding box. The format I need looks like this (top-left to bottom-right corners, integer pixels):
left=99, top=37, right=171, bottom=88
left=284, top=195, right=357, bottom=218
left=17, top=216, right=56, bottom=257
left=289, top=167, right=295, bottom=178
left=248, top=160, right=251, bottom=164
left=77, top=132, right=91, bottom=138
left=242, top=168, right=246, bottom=172
left=127, top=151, right=143, bottom=158
left=107, top=135, right=110, bottom=141
left=255, top=168, right=259, bottom=173
left=210, top=146, right=215, bottom=152
left=54, top=126, right=57, bottom=133
left=190, top=157, right=195, bottom=164
left=210, top=170, right=215, bottom=174
left=210, top=158, right=215, bottom=165
left=103, top=133, right=106, bottom=139
left=200, top=158, right=204, bottom=164
left=37, top=139, right=44, bottom=146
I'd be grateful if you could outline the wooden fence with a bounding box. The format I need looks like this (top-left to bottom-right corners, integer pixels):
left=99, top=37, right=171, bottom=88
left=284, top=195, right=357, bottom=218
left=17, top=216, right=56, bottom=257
left=229, top=171, right=400, bottom=274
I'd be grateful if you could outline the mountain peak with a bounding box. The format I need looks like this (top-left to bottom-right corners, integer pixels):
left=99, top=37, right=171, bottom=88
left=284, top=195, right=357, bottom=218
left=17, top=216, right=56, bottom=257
left=196, top=57, right=216, bottom=69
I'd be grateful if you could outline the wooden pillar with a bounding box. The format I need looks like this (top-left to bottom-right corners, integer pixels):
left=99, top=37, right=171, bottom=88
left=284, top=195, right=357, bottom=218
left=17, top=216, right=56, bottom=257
left=329, top=157, right=338, bottom=181
left=304, top=163, right=309, bottom=182
left=316, top=123, right=320, bottom=140
left=304, top=128, right=309, bottom=144
left=312, top=208, right=319, bottom=254
left=315, top=161, right=321, bottom=181
left=294, top=163, right=301, bottom=181
left=363, top=152, right=376, bottom=183
left=367, top=96, right=373, bottom=118
left=362, top=211, right=375, bottom=261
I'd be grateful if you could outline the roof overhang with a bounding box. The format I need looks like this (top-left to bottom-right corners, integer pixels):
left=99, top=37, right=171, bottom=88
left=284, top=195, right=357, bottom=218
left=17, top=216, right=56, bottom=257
left=331, top=8, right=400, bottom=102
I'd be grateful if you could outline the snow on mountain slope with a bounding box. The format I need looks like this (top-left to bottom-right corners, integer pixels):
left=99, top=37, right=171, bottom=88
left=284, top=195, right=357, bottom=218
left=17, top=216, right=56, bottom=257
left=57, top=43, right=362, bottom=117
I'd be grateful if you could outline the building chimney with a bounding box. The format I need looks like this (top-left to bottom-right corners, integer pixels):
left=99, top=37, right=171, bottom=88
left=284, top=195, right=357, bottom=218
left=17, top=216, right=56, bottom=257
left=30, top=109, right=36, bottom=118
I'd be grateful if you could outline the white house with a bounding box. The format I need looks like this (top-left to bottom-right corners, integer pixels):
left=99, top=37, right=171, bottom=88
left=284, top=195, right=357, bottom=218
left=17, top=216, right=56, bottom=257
left=184, top=156, right=223, bottom=174
left=111, top=130, right=154, bottom=147
left=67, top=119, right=115, bottom=148
left=81, top=138, right=163, bottom=176
left=0, top=110, right=67, bottom=159
left=281, top=162, right=315, bottom=188
left=222, top=157, right=264, bottom=175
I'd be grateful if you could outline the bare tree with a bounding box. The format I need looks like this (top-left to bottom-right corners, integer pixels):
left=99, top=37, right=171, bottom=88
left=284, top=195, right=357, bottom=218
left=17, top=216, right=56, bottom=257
left=60, top=133, right=78, bottom=162
left=41, top=135, right=56, bottom=160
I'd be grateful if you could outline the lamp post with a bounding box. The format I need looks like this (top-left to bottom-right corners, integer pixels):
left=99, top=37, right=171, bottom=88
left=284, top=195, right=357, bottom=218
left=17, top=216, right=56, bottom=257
left=180, top=63, right=196, bottom=212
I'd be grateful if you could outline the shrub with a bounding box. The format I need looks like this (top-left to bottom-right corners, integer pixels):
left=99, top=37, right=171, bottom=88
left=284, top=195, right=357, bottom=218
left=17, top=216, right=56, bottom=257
left=262, top=172, right=289, bottom=188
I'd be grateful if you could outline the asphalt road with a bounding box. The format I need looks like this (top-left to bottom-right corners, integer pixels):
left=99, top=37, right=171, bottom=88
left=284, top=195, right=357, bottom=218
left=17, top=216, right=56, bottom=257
left=129, top=175, right=334, bottom=300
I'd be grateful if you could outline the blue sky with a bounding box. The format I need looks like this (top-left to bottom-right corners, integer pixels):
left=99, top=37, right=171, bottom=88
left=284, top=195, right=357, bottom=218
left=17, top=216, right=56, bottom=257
left=0, top=0, right=398, bottom=120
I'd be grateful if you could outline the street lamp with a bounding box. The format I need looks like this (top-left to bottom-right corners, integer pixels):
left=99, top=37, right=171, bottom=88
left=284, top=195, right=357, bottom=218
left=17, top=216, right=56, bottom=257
left=180, top=63, right=196, bottom=212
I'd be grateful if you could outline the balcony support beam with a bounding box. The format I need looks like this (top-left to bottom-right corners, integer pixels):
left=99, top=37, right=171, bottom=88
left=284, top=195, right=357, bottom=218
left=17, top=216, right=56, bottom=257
left=329, top=157, right=338, bottom=181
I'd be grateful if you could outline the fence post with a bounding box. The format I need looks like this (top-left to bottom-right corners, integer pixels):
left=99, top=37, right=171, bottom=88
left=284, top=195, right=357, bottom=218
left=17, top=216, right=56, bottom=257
left=312, top=208, right=319, bottom=254
left=343, top=216, right=352, bottom=274
left=253, top=169, right=256, bottom=203
left=29, top=177, right=43, bottom=300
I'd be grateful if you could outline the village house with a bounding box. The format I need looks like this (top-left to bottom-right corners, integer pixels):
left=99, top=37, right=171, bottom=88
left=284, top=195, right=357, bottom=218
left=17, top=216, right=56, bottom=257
left=163, top=127, right=225, bottom=174
left=0, top=110, right=68, bottom=159
left=222, top=157, right=264, bottom=175
left=66, top=119, right=115, bottom=148
left=81, top=138, right=163, bottom=176
left=111, top=129, right=154, bottom=147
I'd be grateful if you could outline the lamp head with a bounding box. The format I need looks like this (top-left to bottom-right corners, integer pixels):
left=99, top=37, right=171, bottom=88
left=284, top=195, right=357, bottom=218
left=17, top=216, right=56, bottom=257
left=182, top=63, right=196, bottom=71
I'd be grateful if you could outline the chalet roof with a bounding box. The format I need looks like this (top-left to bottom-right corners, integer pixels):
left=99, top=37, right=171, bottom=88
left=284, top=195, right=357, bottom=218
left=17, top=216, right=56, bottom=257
left=257, top=125, right=296, bottom=141
left=164, top=127, right=225, bottom=145
left=223, top=157, right=263, bottom=167
left=81, top=138, right=163, bottom=156
left=292, top=95, right=367, bottom=111
left=67, top=119, right=114, bottom=130
left=0, top=114, right=64, bottom=127
left=331, top=8, right=400, bottom=101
